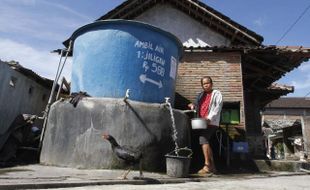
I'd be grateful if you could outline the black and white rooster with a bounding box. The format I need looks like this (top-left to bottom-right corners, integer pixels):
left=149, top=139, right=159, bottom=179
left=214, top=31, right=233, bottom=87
left=69, top=91, right=90, bottom=107
left=102, top=133, right=143, bottom=179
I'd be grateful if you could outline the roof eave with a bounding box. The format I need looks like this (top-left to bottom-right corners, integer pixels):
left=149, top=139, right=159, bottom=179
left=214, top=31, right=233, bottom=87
left=96, top=0, right=263, bottom=46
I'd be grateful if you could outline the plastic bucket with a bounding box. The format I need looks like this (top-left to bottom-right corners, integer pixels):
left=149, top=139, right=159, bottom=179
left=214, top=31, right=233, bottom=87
left=191, top=118, right=207, bottom=130
left=165, top=148, right=192, bottom=177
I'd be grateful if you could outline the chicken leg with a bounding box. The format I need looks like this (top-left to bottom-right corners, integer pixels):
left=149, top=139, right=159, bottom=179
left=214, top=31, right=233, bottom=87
left=117, top=167, right=132, bottom=180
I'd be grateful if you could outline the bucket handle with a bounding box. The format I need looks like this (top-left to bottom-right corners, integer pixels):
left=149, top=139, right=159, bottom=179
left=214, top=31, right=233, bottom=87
left=168, top=147, right=193, bottom=158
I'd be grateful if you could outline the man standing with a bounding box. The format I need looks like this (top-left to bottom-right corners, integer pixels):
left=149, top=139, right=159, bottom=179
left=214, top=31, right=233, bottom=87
left=188, top=76, right=223, bottom=174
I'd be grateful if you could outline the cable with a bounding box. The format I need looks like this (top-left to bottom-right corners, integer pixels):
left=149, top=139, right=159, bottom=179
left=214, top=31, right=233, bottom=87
left=305, top=91, right=310, bottom=97
left=275, top=4, right=310, bottom=45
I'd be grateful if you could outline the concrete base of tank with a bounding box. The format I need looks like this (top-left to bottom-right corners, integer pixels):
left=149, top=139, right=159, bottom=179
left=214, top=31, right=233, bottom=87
left=40, top=98, right=191, bottom=172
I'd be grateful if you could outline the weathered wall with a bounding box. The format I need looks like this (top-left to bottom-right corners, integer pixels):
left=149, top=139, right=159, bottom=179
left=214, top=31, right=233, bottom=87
left=264, top=108, right=310, bottom=116
left=263, top=115, right=303, bottom=121
left=0, top=61, right=50, bottom=134
left=263, top=112, right=310, bottom=159
left=40, top=98, right=191, bottom=171
left=135, top=4, right=231, bottom=47
left=302, top=116, right=310, bottom=156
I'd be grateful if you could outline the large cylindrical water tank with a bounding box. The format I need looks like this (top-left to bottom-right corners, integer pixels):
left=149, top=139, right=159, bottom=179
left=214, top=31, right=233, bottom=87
left=69, top=20, right=183, bottom=104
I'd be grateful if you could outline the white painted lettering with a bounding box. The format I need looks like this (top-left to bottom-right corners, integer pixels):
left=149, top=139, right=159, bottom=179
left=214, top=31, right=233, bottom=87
left=134, top=40, right=153, bottom=50
left=144, top=52, right=165, bottom=66
left=155, top=45, right=164, bottom=54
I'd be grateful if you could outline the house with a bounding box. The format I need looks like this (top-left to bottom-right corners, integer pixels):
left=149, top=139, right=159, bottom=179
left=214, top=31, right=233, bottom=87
left=0, top=60, right=53, bottom=135
left=262, top=97, right=310, bottom=160
left=94, top=0, right=310, bottom=157
left=64, top=0, right=310, bottom=158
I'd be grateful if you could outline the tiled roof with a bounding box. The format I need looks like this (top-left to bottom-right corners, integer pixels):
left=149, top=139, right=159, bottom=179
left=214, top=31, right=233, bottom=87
left=184, top=45, right=310, bottom=53
left=268, top=83, right=294, bottom=92
left=265, top=97, right=310, bottom=109
left=263, top=119, right=301, bottom=130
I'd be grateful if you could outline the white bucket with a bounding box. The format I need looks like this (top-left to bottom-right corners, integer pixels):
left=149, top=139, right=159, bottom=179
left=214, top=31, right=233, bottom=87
left=191, top=118, right=207, bottom=129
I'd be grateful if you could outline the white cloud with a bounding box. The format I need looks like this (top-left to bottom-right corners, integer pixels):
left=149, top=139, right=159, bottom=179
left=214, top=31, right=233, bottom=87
left=41, top=0, right=91, bottom=21
left=2, top=0, right=36, bottom=6
left=290, top=72, right=310, bottom=95
left=253, top=17, right=264, bottom=27
left=299, top=61, right=310, bottom=72
left=292, top=61, right=310, bottom=90
left=0, top=0, right=93, bottom=85
left=291, top=79, right=310, bottom=90
left=0, top=0, right=90, bottom=42
left=0, top=38, right=71, bottom=81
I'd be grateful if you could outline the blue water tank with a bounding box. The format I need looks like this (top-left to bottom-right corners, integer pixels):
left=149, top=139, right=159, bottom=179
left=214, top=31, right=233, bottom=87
left=69, top=20, right=183, bottom=104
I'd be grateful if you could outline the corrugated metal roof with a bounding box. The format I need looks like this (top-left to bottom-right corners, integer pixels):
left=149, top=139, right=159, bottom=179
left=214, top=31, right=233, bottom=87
left=2, top=60, right=54, bottom=88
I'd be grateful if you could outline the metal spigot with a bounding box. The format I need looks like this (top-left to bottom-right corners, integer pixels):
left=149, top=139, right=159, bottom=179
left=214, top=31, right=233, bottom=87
left=124, top=89, right=130, bottom=101
left=165, top=97, right=170, bottom=104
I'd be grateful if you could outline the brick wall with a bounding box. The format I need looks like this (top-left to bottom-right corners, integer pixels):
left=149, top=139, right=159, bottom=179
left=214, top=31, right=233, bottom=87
left=175, top=51, right=245, bottom=129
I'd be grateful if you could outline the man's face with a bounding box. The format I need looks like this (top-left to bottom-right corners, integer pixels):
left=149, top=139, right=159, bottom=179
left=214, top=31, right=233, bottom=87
left=202, top=78, right=212, bottom=92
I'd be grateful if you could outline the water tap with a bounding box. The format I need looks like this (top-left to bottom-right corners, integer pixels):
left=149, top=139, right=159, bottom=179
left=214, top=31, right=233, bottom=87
left=165, top=97, right=170, bottom=104
left=124, top=89, right=130, bottom=101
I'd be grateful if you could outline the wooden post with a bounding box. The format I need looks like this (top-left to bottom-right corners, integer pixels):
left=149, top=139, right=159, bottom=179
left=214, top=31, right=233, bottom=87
left=226, top=123, right=230, bottom=166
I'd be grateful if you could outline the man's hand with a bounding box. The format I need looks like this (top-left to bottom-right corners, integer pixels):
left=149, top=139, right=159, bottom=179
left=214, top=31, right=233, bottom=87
left=188, top=103, right=195, bottom=110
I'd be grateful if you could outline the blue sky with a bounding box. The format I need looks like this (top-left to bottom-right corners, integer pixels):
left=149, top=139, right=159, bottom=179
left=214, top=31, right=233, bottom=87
left=0, top=0, right=309, bottom=97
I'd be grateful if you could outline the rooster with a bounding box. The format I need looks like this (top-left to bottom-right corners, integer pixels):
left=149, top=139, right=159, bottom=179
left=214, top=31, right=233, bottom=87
left=69, top=91, right=90, bottom=107
left=102, top=133, right=143, bottom=179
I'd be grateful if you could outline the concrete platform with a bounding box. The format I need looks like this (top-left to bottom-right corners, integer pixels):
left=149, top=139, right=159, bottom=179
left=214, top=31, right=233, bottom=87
left=41, top=98, right=190, bottom=171
left=254, top=159, right=310, bottom=172
left=0, top=164, right=309, bottom=190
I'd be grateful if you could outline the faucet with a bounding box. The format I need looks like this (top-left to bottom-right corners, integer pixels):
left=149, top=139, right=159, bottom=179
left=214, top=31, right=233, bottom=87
left=165, top=97, right=170, bottom=104
left=123, top=89, right=130, bottom=101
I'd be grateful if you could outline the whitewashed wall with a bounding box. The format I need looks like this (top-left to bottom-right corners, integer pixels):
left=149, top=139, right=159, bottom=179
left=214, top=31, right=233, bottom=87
left=0, top=61, right=51, bottom=134
left=135, top=4, right=231, bottom=48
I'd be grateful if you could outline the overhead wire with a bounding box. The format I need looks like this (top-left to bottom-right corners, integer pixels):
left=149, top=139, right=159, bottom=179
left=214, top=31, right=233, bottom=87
left=275, top=3, right=310, bottom=45
left=276, top=3, right=310, bottom=98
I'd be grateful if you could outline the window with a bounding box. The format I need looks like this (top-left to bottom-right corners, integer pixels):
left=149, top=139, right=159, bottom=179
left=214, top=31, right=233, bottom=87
left=28, top=86, right=33, bottom=94
left=221, top=101, right=241, bottom=125
left=9, top=76, right=17, bottom=87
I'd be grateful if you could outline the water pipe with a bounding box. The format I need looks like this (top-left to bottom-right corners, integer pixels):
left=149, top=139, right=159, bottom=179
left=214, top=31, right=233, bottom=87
left=38, top=40, right=73, bottom=152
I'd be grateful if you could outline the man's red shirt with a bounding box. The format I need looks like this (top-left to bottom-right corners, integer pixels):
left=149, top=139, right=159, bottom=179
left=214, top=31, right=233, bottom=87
left=199, top=91, right=212, bottom=118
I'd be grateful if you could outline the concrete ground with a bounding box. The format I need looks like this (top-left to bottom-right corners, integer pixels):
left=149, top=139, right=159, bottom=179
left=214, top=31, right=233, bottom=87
left=47, top=175, right=310, bottom=190
left=0, top=164, right=309, bottom=190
